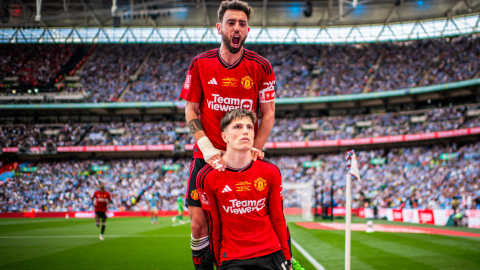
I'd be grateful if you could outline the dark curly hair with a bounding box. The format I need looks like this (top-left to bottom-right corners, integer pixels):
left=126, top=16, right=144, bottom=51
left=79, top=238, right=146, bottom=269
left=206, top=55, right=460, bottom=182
left=217, top=0, right=254, bottom=22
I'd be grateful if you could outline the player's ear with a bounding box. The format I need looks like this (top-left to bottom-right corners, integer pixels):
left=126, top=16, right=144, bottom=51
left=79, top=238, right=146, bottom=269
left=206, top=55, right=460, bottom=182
left=216, top=23, right=221, bottom=35
left=221, top=131, right=228, bottom=143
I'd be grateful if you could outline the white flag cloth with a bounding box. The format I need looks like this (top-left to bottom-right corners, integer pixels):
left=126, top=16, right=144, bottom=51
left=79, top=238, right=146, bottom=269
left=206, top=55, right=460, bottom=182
left=346, top=150, right=361, bottom=182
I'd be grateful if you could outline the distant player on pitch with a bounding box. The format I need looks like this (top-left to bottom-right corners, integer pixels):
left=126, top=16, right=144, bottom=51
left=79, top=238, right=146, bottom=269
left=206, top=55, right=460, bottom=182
left=197, top=109, right=292, bottom=270
left=92, top=182, right=112, bottom=240
left=147, top=191, right=160, bottom=224
left=172, top=194, right=185, bottom=224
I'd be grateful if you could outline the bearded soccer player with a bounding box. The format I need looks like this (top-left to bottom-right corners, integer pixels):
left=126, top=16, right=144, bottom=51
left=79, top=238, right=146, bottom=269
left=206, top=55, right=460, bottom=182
left=180, top=1, right=279, bottom=269
left=92, top=182, right=112, bottom=240
left=197, top=109, right=291, bottom=270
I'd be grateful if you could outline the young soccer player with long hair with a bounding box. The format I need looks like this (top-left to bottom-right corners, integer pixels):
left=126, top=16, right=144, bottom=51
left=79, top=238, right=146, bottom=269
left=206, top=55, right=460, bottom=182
left=197, top=109, right=292, bottom=270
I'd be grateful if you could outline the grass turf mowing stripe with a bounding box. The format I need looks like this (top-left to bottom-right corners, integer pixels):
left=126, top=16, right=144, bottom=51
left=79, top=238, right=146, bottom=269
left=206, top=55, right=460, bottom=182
left=291, top=238, right=326, bottom=270
left=297, top=222, right=480, bottom=238
left=349, top=231, right=474, bottom=269
left=290, top=222, right=480, bottom=269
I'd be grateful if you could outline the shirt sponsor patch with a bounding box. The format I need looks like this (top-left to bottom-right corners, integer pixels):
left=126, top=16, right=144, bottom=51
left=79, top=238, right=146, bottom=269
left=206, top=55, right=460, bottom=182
left=184, top=75, right=192, bottom=90
left=222, top=198, right=266, bottom=214
left=207, top=94, right=253, bottom=112
left=198, top=190, right=211, bottom=210
left=259, top=81, right=275, bottom=103
left=222, top=77, right=238, bottom=87
left=235, top=181, right=251, bottom=192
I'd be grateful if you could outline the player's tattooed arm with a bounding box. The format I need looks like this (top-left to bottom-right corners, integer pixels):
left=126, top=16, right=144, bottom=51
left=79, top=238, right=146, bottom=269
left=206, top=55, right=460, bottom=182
left=188, top=119, right=203, bottom=134
left=185, top=101, right=207, bottom=141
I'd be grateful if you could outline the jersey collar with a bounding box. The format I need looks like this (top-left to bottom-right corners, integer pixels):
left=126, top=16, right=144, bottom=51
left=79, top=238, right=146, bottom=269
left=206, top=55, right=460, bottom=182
left=217, top=48, right=244, bottom=69
left=226, top=160, right=253, bottom=172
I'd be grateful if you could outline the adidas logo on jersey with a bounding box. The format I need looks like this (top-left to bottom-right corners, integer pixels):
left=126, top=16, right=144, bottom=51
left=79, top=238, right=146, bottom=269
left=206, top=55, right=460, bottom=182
left=208, top=78, right=218, bottom=85
left=222, top=185, right=232, bottom=193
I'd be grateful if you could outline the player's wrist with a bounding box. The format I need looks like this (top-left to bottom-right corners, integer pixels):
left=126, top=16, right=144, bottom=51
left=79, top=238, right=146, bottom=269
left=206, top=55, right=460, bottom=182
left=197, top=136, right=221, bottom=162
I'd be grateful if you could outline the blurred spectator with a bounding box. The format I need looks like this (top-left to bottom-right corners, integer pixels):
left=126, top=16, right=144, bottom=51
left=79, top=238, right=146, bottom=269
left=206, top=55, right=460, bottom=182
left=0, top=44, right=79, bottom=85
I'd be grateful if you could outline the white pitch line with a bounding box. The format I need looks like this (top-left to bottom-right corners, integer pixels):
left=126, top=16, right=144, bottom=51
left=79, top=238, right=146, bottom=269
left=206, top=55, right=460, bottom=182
left=0, top=219, right=82, bottom=225
left=172, top=220, right=191, bottom=227
left=291, top=238, right=326, bottom=270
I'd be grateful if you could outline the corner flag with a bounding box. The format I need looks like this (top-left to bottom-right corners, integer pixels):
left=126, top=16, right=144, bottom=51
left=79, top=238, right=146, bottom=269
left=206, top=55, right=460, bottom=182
left=346, top=150, right=361, bottom=182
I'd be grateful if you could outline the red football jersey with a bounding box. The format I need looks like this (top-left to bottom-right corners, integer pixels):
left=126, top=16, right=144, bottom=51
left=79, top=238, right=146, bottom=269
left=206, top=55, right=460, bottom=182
left=180, top=48, right=276, bottom=158
left=197, top=159, right=291, bottom=266
left=92, top=191, right=112, bottom=212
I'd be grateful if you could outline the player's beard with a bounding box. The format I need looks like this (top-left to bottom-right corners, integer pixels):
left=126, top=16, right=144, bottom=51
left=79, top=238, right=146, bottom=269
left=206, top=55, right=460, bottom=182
left=222, top=32, right=247, bottom=54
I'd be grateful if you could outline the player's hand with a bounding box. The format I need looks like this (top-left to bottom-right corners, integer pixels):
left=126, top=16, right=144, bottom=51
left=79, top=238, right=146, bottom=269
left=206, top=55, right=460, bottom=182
left=251, top=147, right=264, bottom=161
left=207, top=154, right=226, bottom=172
left=286, top=260, right=293, bottom=270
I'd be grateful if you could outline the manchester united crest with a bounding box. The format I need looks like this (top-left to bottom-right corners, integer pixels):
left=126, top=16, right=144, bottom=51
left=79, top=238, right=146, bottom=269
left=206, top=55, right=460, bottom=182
left=191, top=189, right=199, bottom=200
left=254, top=177, right=267, bottom=191
left=241, top=76, right=254, bottom=89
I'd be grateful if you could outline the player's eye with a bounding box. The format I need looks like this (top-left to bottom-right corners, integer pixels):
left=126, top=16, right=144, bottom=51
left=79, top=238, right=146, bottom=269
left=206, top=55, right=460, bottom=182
left=247, top=125, right=253, bottom=130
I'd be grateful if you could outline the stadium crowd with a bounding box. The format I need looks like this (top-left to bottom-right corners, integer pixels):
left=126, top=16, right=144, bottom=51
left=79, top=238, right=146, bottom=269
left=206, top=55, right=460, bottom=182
left=1, top=142, right=479, bottom=212
left=0, top=123, right=86, bottom=147
left=0, top=158, right=187, bottom=213
left=269, top=105, right=478, bottom=142
left=2, top=105, right=478, bottom=147
left=75, top=45, right=149, bottom=102
left=250, top=44, right=320, bottom=98
left=315, top=43, right=381, bottom=96
left=1, top=34, right=477, bottom=103
left=0, top=44, right=79, bottom=86
left=123, top=44, right=215, bottom=102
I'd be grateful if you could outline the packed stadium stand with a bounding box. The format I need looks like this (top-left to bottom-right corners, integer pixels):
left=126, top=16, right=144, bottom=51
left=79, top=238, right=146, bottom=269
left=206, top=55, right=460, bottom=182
left=0, top=44, right=80, bottom=86
left=1, top=29, right=480, bottom=217
left=1, top=142, right=479, bottom=213
left=2, top=104, right=478, bottom=147
left=1, top=34, right=479, bottom=103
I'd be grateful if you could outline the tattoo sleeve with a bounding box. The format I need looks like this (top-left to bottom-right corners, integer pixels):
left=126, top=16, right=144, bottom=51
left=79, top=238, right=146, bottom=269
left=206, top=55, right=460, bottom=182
left=188, top=119, right=203, bottom=134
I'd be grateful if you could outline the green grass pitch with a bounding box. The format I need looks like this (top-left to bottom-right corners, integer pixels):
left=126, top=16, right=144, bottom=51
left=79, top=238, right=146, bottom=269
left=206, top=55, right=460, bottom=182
left=0, top=216, right=479, bottom=270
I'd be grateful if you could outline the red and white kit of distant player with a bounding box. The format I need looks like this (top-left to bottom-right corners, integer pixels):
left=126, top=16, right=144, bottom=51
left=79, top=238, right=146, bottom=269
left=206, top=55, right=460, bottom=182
left=92, top=190, right=112, bottom=212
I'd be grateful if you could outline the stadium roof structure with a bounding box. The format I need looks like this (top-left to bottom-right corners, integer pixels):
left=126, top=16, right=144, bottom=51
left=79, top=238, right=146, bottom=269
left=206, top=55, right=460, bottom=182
left=1, top=0, right=480, bottom=43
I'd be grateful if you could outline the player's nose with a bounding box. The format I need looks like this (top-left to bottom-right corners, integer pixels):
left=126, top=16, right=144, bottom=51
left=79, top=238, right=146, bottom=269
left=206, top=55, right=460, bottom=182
left=233, top=24, right=241, bottom=33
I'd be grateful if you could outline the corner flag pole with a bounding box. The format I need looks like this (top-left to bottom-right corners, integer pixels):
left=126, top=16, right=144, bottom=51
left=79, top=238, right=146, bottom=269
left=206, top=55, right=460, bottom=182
left=345, top=172, right=352, bottom=270
left=345, top=150, right=360, bottom=270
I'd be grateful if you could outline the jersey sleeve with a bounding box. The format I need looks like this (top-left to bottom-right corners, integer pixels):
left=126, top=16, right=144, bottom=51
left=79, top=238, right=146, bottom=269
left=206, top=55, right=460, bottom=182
left=259, top=61, right=276, bottom=104
left=107, top=192, right=112, bottom=202
left=197, top=170, right=222, bottom=267
left=268, top=166, right=291, bottom=261
left=91, top=191, right=97, bottom=200
left=179, top=58, right=203, bottom=103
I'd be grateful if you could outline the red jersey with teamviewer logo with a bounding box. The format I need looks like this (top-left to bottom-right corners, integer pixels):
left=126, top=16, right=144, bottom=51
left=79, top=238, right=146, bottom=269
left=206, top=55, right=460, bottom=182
left=196, top=159, right=291, bottom=266
left=179, top=48, right=276, bottom=158
left=92, top=191, right=112, bottom=212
